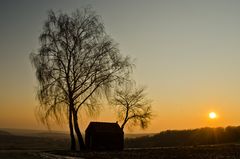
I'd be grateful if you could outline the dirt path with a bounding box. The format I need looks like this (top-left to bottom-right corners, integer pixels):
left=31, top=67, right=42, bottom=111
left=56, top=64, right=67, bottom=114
left=39, top=152, right=84, bottom=159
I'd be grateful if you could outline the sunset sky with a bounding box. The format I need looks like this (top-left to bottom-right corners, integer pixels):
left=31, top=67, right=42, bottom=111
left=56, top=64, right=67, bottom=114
left=1, top=0, right=240, bottom=133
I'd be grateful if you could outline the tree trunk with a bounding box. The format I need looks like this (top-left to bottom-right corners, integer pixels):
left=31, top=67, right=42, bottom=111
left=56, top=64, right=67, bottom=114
left=121, top=108, right=129, bottom=130
left=121, top=121, right=127, bottom=130
left=73, top=110, right=86, bottom=150
left=69, top=106, right=76, bottom=151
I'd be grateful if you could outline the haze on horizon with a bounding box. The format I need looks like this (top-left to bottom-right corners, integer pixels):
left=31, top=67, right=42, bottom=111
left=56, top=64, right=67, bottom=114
left=1, top=0, right=240, bottom=133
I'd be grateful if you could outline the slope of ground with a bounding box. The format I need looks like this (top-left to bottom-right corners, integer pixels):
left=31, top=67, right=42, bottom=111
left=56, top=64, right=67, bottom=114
left=0, top=130, right=11, bottom=136
left=0, top=135, right=69, bottom=150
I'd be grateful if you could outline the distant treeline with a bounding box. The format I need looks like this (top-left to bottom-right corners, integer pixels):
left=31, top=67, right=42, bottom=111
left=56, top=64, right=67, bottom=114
left=125, top=126, right=240, bottom=148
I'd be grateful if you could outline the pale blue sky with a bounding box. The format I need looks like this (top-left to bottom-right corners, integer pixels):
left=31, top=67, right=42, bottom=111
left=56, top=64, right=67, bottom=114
left=1, top=0, right=240, bottom=132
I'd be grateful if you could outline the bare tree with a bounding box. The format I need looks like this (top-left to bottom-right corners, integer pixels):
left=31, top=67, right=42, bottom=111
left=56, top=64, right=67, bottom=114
left=111, top=84, right=152, bottom=130
left=30, top=8, right=132, bottom=151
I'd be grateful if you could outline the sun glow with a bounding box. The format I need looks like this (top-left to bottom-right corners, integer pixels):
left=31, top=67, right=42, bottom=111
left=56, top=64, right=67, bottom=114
left=209, top=112, right=217, bottom=119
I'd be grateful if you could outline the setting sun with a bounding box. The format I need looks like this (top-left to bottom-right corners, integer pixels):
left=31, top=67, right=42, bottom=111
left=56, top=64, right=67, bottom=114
left=209, top=112, right=217, bottom=119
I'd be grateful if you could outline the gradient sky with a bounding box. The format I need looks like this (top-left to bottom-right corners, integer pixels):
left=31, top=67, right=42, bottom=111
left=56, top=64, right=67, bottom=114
left=1, top=0, right=240, bottom=133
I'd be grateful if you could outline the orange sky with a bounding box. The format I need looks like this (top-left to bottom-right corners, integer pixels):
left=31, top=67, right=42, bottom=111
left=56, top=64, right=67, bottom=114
left=1, top=0, right=240, bottom=133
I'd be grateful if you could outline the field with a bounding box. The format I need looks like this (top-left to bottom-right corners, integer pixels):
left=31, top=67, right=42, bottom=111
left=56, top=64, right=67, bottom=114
left=2, top=145, right=239, bottom=159
left=50, top=145, right=240, bottom=159
left=1, top=146, right=240, bottom=159
left=0, top=129, right=69, bottom=159
left=2, top=144, right=240, bottom=159
left=1, top=129, right=240, bottom=159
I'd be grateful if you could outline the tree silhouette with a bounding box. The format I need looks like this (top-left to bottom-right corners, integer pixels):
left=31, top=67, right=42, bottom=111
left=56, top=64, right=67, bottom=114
left=30, top=8, right=132, bottom=151
left=111, top=83, right=152, bottom=130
